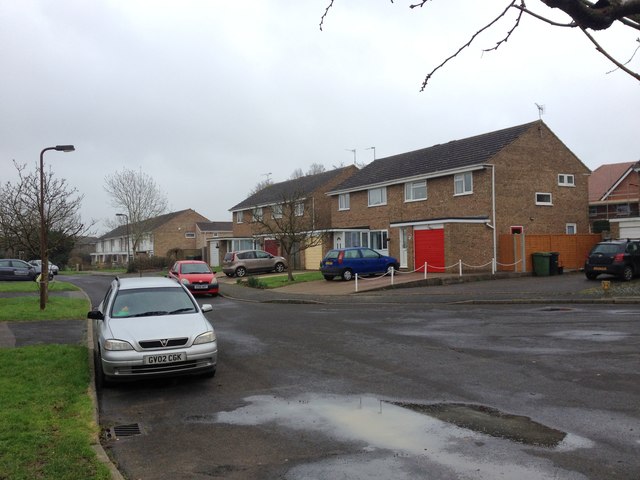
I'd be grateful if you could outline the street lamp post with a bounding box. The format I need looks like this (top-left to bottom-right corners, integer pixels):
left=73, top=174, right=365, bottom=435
left=116, top=213, right=131, bottom=268
left=39, top=145, right=75, bottom=310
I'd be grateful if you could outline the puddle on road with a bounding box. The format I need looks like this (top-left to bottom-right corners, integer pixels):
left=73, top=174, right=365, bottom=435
left=548, top=330, right=629, bottom=342
left=213, top=394, right=592, bottom=480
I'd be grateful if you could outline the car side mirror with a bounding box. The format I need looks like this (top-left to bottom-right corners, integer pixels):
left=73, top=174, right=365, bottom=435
left=87, top=310, right=104, bottom=320
left=201, top=304, right=213, bottom=313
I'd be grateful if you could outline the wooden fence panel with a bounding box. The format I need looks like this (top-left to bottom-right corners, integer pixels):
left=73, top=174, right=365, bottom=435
left=498, top=234, right=600, bottom=272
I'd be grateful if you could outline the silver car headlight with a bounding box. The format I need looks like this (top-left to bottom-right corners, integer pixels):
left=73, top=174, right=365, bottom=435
left=104, top=339, right=134, bottom=351
left=194, top=331, right=216, bottom=345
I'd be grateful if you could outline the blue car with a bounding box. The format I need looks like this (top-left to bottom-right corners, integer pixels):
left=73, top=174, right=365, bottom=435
left=320, top=247, right=399, bottom=281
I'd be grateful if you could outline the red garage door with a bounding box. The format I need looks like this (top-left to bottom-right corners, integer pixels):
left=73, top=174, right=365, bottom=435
left=414, top=229, right=445, bottom=272
left=264, top=240, right=279, bottom=256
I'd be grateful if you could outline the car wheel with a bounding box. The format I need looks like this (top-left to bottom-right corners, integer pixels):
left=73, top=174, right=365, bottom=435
left=235, top=266, right=247, bottom=277
left=323, top=275, right=334, bottom=281
left=274, top=262, right=285, bottom=273
left=94, top=349, right=111, bottom=389
left=622, top=265, right=634, bottom=282
left=341, top=269, right=354, bottom=281
left=585, top=272, right=599, bottom=280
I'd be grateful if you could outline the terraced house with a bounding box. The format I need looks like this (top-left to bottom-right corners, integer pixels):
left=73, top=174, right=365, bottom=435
left=325, top=121, right=592, bottom=273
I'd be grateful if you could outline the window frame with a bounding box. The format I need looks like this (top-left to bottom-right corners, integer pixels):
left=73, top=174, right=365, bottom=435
left=338, top=193, right=350, bottom=211
left=565, top=223, right=577, bottom=234
left=294, top=202, right=304, bottom=217
left=454, top=172, right=473, bottom=196
left=368, top=187, right=387, bottom=207
left=252, top=207, right=263, bottom=222
left=272, top=204, right=283, bottom=219
left=535, top=192, right=553, bottom=206
left=404, top=180, right=427, bottom=202
left=236, top=211, right=243, bottom=224
left=558, top=174, right=575, bottom=187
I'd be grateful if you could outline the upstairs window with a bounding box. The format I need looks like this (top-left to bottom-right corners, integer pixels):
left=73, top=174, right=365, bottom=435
left=454, top=172, right=473, bottom=195
left=236, top=211, right=243, bottom=224
left=338, top=193, right=350, bottom=211
left=536, top=192, right=553, bottom=206
left=368, top=187, right=387, bottom=207
left=184, top=232, right=195, bottom=239
left=405, top=180, right=427, bottom=201
left=272, top=204, right=283, bottom=219
left=252, top=207, right=263, bottom=222
left=295, top=202, right=304, bottom=216
left=558, top=174, right=575, bottom=187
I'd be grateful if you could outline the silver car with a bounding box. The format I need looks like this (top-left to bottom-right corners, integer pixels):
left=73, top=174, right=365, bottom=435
left=88, top=276, right=217, bottom=386
left=222, top=249, right=287, bottom=277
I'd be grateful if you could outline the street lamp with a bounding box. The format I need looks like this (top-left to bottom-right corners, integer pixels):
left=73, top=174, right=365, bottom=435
left=39, top=145, right=75, bottom=310
left=116, top=213, right=131, bottom=268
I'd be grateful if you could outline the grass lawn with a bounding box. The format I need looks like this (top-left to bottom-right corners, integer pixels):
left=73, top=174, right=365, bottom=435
left=245, top=271, right=323, bottom=288
left=0, top=296, right=89, bottom=322
left=0, top=280, right=80, bottom=293
left=0, top=345, right=111, bottom=480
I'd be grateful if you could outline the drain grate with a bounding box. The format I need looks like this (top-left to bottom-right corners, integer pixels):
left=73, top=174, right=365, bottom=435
left=104, top=423, right=142, bottom=440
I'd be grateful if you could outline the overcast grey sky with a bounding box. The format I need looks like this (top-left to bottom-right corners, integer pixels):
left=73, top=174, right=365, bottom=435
left=1, top=1, right=638, bottom=234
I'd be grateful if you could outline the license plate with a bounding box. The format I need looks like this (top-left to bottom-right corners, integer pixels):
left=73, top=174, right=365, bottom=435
left=194, top=284, right=208, bottom=289
left=143, top=352, right=185, bottom=364
left=593, top=267, right=607, bottom=271
left=325, top=261, right=333, bottom=265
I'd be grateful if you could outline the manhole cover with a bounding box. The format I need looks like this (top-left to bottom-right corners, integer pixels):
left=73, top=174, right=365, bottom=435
left=391, top=402, right=566, bottom=447
left=104, top=423, right=142, bottom=440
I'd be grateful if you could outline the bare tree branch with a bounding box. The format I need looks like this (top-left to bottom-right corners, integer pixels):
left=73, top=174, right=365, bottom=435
left=581, top=26, right=640, bottom=79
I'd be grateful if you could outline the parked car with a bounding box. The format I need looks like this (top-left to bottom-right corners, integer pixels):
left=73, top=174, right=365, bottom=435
left=584, top=239, right=640, bottom=281
left=28, top=259, right=59, bottom=275
left=0, top=259, right=38, bottom=281
left=87, top=276, right=218, bottom=386
left=222, top=249, right=287, bottom=277
left=168, top=260, right=218, bottom=296
left=320, top=247, right=400, bottom=281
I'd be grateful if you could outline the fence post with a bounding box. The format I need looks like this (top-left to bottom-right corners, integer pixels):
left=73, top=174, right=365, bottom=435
left=355, top=273, right=358, bottom=293
left=492, top=258, right=496, bottom=275
left=459, top=259, right=462, bottom=276
left=391, top=266, right=394, bottom=285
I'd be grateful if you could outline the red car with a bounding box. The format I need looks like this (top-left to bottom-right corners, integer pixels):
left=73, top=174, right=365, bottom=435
left=168, top=260, right=219, bottom=296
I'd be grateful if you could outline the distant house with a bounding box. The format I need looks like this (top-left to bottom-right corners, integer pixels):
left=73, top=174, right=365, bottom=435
left=588, top=161, right=640, bottom=238
left=91, top=209, right=212, bottom=266
left=196, top=221, right=233, bottom=267
left=326, top=121, right=592, bottom=272
left=228, top=166, right=358, bottom=269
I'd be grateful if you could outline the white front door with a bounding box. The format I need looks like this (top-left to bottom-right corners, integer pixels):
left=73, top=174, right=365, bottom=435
left=399, top=228, right=408, bottom=269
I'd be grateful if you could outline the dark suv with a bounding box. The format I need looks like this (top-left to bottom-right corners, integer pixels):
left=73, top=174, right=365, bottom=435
left=584, top=239, right=640, bottom=281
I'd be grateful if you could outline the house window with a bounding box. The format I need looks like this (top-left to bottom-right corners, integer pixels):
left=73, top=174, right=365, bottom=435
left=342, top=231, right=367, bottom=248
left=272, top=204, right=283, bottom=219
left=535, top=192, right=553, bottom=206
left=617, top=204, right=630, bottom=216
left=236, top=211, right=243, bottom=224
left=558, top=174, right=575, bottom=187
left=405, top=180, right=427, bottom=201
left=338, top=193, right=350, bottom=211
left=454, top=172, right=473, bottom=195
left=370, top=230, right=388, bottom=250
left=566, top=223, right=577, bottom=234
left=295, top=202, right=304, bottom=216
left=252, top=207, right=263, bottom=222
left=589, top=206, right=598, bottom=217
left=368, top=187, right=387, bottom=206
left=185, top=232, right=195, bottom=239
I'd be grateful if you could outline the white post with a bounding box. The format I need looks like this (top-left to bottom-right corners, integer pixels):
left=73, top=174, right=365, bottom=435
left=391, top=267, right=394, bottom=285
left=459, top=259, right=462, bottom=276
left=492, top=258, right=496, bottom=275
left=355, top=273, right=359, bottom=293
left=424, top=262, right=427, bottom=280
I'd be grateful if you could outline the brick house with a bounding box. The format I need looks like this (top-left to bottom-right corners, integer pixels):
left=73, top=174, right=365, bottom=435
left=325, top=121, right=591, bottom=273
left=92, top=209, right=212, bottom=266
left=228, top=166, right=358, bottom=269
left=196, top=221, right=233, bottom=267
left=588, top=161, right=640, bottom=238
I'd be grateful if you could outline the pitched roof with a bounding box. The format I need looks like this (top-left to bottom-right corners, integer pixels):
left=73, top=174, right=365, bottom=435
left=588, top=161, right=637, bottom=202
left=100, top=209, right=198, bottom=239
left=329, top=121, right=539, bottom=193
left=230, top=166, right=357, bottom=211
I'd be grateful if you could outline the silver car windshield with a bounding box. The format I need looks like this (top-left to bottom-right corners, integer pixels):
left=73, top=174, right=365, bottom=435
left=110, top=287, right=198, bottom=318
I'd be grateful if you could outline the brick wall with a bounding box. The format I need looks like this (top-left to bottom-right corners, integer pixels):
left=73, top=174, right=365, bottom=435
left=153, top=210, right=211, bottom=258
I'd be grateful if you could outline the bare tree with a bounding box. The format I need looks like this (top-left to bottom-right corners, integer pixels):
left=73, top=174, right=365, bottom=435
left=104, top=168, right=168, bottom=256
left=0, top=161, right=92, bottom=297
left=251, top=190, right=329, bottom=281
left=306, top=163, right=327, bottom=175
left=248, top=178, right=274, bottom=196
left=320, top=1, right=640, bottom=86
left=290, top=168, right=304, bottom=179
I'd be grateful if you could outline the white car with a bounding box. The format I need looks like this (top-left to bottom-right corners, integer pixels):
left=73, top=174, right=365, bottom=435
left=28, top=259, right=59, bottom=275
left=88, top=276, right=218, bottom=386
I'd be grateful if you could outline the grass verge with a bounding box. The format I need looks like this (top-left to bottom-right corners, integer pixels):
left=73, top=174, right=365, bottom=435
left=0, top=296, right=89, bottom=322
left=0, top=280, right=80, bottom=293
left=0, top=345, right=111, bottom=480
left=244, top=271, right=324, bottom=289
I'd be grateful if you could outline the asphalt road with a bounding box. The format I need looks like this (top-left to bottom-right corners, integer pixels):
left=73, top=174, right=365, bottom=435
left=64, top=274, right=640, bottom=480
